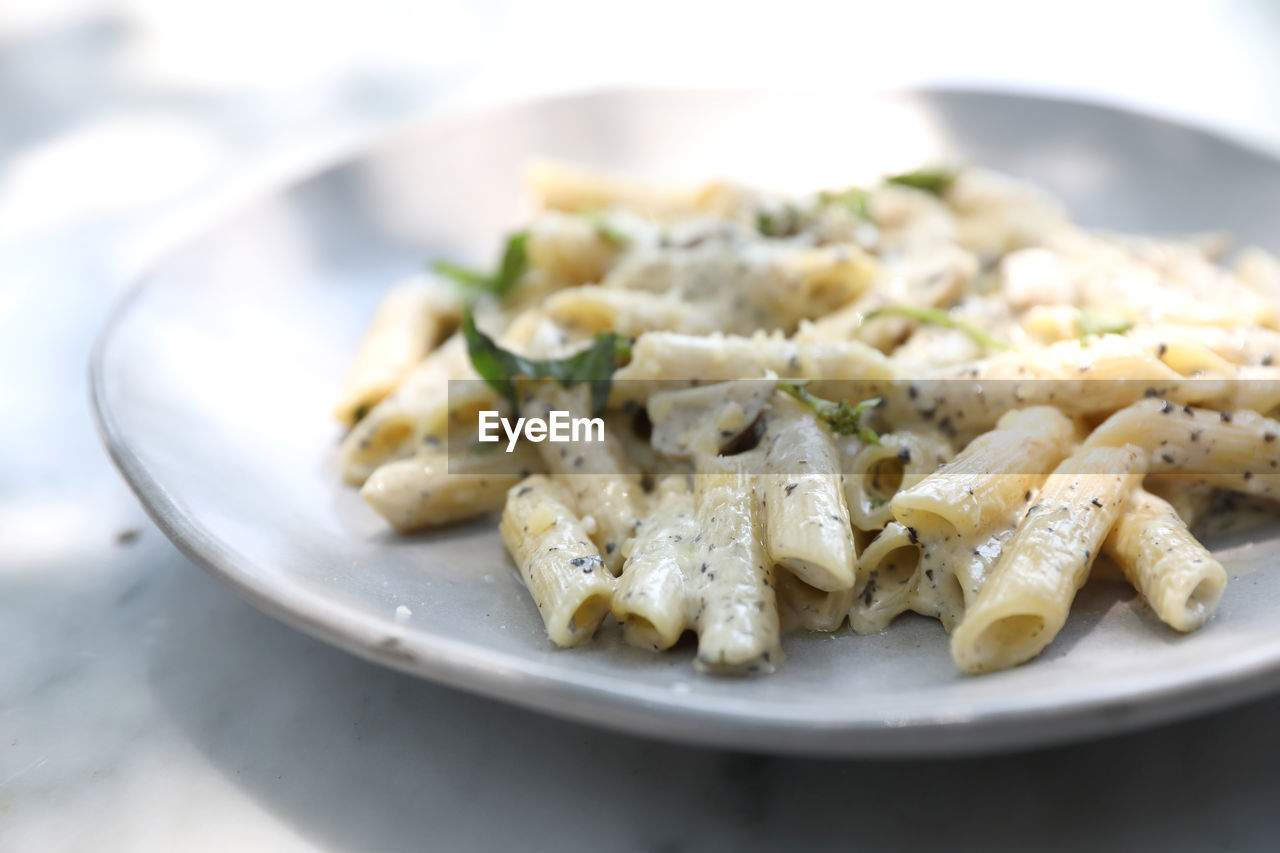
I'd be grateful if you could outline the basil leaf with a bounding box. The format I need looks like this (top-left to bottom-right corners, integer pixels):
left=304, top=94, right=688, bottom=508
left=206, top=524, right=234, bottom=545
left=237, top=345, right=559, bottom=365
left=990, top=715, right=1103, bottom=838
left=778, top=381, right=881, bottom=445
left=865, top=305, right=1012, bottom=352
left=461, top=312, right=630, bottom=416
left=432, top=231, right=529, bottom=301
left=885, top=168, right=955, bottom=196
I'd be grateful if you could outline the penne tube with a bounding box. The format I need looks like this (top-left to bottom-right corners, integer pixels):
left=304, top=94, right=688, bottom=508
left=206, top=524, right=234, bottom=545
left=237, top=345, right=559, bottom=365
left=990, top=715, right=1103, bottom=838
left=499, top=475, right=615, bottom=647
left=849, top=522, right=921, bottom=634
left=611, top=477, right=697, bottom=650
left=841, top=429, right=953, bottom=532
left=892, top=407, right=1076, bottom=538
left=542, top=285, right=712, bottom=337
left=759, top=394, right=857, bottom=592
left=611, top=331, right=894, bottom=405
left=950, top=444, right=1146, bottom=674
left=775, top=558, right=865, bottom=633
left=1104, top=487, right=1227, bottom=632
left=1127, top=322, right=1280, bottom=368
left=339, top=333, right=491, bottom=485
left=520, top=382, right=644, bottom=574
left=1086, top=399, right=1280, bottom=498
left=888, top=408, right=1078, bottom=630
left=690, top=455, right=782, bottom=673
left=334, top=279, right=460, bottom=427
left=361, top=442, right=543, bottom=531
left=525, top=211, right=625, bottom=287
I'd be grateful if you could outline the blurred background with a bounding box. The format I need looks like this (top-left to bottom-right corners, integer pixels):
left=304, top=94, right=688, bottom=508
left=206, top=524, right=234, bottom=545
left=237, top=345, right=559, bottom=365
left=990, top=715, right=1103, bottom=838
left=7, top=1, right=1280, bottom=850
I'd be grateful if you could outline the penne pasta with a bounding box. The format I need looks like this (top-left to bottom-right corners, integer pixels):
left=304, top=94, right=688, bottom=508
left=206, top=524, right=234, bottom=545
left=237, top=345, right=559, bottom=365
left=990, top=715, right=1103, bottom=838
left=1104, top=487, right=1227, bottom=632
left=612, top=477, right=697, bottom=650
left=499, top=475, right=616, bottom=647
left=334, top=278, right=460, bottom=427
left=759, top=394, right=857, bottom=592
left=689, top=455, right=782, bottom=673
left=950, top=445, right=1146, bottom=673
left=361, top=442, right=543, bottom=531
left=339, top=162, right=1280, bottom=678
left=519, top=382, right=644, bottom=574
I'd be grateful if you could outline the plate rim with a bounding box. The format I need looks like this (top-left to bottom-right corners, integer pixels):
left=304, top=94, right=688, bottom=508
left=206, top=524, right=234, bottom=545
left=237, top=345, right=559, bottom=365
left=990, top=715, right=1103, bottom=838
left=89, top=85, right=1280, bottom=757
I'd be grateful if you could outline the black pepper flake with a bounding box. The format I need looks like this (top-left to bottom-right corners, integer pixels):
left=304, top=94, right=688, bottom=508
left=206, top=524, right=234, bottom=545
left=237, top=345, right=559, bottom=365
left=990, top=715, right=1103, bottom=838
left=606, top=542, right=615, bottom=554
left=1183, top=405, right=1193, bottom=416
left=569, top=555, right=603, bottom=573
left=1144, top=388, right=1159, bottom=398
left=1221, top=411, right=1233, bottom=422
left=897, top=447, right=912, bottom=464
left=1027, top=503, right=1042, bottom=514
left=1161, top=452, right=1174, bottom=464
left=700, top=562, right=708, bottom=573
left=1024, top=490, right=1032, bottom=501
left=784, top=483, right=798, bottom=496
left=1090, top=498, right=1103, bottom=508
left=908, top=385, right=919, bottom=400
left=925, top=569, right=934, bottom=581
left=1191, top=430, right=1202, bottom=442
left=1264, top=354, right=1275, bottom=366
left=937, top=416, right=956, bottom=437
left=1157, top=343, right=1168, bottom=357
left=1245, top=471, right=1254, bottom=480
left=516, top=486, right=533, bottom=497
left=906, top=527, right=919, bottom=545
left=1159, top=400, right=1173, bottom=414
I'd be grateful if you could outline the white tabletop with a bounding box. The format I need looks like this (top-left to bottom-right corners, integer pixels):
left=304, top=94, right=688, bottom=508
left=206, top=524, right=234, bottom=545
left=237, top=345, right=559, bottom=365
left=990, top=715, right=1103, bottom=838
left=7, top=2, right=1280, bottom=849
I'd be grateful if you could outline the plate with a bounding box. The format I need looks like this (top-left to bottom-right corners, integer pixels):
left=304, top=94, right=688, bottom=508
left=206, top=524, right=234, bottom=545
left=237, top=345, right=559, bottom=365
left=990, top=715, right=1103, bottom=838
left=92, top=88, right=1280, bottom=756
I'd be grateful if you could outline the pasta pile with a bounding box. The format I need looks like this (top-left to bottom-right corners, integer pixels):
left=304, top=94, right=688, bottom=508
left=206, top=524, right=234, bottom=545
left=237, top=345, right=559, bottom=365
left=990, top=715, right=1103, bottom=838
left=336, top=160, right=1280, bottom=675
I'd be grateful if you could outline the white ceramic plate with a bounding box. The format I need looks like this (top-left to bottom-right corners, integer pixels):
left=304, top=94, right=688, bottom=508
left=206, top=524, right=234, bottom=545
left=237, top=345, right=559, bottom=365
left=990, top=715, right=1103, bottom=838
left=93, top=89, right=1280, bottom=756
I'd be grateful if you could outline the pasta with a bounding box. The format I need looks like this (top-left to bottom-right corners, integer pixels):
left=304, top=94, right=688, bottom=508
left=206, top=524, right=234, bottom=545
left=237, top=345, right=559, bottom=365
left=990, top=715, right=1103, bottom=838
left=336, top=161, right=1280, bottom=677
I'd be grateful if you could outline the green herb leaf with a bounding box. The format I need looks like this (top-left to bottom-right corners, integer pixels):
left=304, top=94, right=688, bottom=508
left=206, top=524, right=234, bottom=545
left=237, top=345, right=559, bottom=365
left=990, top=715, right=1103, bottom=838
left=461, top=312, right=630, bottom=416
left=432, top=231, right=529, bottom=301
left=865, top=305, right=1012, bottom=352
left=1076, top=310, right=1134, bottom=342
left=818, top=187, right=871, bottom=220
left=885, top=167, right=955, bottom=196
left=869, top=497, right=889, bottom=509
left=779, top=381, right=881, bottom=444
left=756, top=204, right=800, bottom=238
left=582, top=210, right=629, bottom=248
